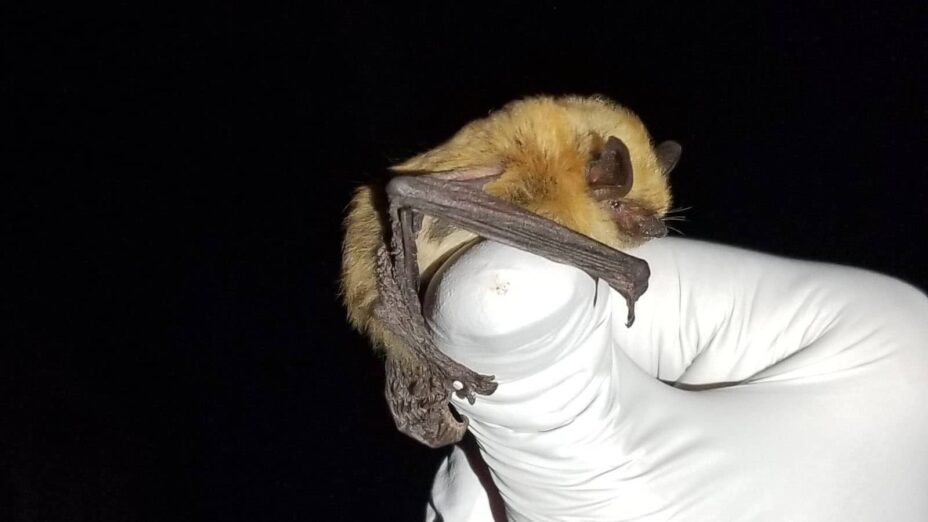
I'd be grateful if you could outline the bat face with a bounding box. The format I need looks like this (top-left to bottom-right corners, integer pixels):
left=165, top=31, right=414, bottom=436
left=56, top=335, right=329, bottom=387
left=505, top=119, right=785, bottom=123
left=341, top=94, right=681, bottom=447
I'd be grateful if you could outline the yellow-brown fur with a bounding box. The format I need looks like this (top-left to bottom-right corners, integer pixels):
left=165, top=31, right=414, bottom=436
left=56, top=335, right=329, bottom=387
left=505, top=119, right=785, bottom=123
left=341, top=94, right=671, bottom=364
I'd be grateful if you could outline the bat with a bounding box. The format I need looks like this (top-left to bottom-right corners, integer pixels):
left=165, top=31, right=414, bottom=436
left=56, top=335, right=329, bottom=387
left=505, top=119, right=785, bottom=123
left=341, top=95, right=681, bottom=448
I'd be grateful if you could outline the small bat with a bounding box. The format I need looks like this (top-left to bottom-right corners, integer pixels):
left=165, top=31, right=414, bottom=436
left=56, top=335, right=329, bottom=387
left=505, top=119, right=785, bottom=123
left=341, top=95, right=681, bottom=448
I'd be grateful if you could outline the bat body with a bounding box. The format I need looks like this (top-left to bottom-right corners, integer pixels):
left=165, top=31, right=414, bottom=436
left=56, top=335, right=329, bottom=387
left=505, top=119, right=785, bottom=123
left=341, top=95, right=680, bottom=447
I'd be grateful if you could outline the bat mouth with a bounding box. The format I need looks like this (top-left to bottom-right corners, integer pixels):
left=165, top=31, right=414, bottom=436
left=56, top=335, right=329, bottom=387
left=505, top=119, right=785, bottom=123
left=602, top=200, right=668, bottom=240
left=637, top=216, right=668, bottom=238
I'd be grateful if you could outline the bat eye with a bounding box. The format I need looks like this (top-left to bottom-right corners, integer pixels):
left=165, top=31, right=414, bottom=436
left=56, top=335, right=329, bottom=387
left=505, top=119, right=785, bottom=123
left=586, top=136, right=634, bottom=197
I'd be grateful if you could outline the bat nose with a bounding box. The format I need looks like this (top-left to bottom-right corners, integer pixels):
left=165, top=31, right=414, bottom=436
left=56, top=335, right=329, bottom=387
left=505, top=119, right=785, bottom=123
left=638, top=216, right=667, bottom=238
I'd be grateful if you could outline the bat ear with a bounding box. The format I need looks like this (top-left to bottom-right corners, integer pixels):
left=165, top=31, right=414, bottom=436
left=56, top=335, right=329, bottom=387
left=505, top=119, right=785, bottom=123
left=587, top=136, right=634, bottom=197
left=656, top=140, right=682, bottom=175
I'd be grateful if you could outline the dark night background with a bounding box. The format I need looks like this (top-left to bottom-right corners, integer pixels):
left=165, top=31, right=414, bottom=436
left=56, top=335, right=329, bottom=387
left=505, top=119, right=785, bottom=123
left=3, top=2, right=926, bottom=520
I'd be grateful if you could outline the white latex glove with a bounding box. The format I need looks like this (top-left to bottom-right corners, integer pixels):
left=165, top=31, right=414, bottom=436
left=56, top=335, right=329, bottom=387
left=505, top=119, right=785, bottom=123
left=422, top=238, right=928, bottom=522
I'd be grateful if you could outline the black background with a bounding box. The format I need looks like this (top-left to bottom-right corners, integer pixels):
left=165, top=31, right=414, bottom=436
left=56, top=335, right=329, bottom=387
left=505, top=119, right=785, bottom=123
left=4, top=2, right=926, bottom=521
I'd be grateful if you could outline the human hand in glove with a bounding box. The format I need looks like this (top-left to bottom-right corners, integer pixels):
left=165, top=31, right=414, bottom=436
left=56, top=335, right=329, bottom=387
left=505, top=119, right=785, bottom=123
left=424, top=237, right=928, bottom=522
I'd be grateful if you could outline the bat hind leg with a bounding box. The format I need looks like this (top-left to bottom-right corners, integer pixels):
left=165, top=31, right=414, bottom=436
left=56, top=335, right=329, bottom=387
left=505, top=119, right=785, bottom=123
left=384, top=357, right=469, bottom=448
left=374, top=244, right=496, bottom=447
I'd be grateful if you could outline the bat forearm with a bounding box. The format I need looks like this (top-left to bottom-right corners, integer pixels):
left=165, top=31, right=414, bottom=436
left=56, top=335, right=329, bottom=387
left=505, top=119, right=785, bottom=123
left=386, top=175, right=650, bottom=325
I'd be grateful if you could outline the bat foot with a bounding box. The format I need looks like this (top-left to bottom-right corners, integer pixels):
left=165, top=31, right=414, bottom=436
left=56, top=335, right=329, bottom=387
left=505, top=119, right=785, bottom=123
left=443, top=363, right=497, bottom=405
left=385, top=356, right=472, bottom=448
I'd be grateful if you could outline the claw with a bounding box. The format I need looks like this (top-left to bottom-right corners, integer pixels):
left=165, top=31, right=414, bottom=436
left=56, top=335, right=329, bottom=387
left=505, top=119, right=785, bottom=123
left=625, top=296, right=636, bottom=327
left=450, top=369, right=497, bottom=404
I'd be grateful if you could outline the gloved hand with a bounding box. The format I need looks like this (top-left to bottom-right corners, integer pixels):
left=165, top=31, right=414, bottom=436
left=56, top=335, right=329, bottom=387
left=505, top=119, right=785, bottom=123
left=422, top=237, right=928, bottom=522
